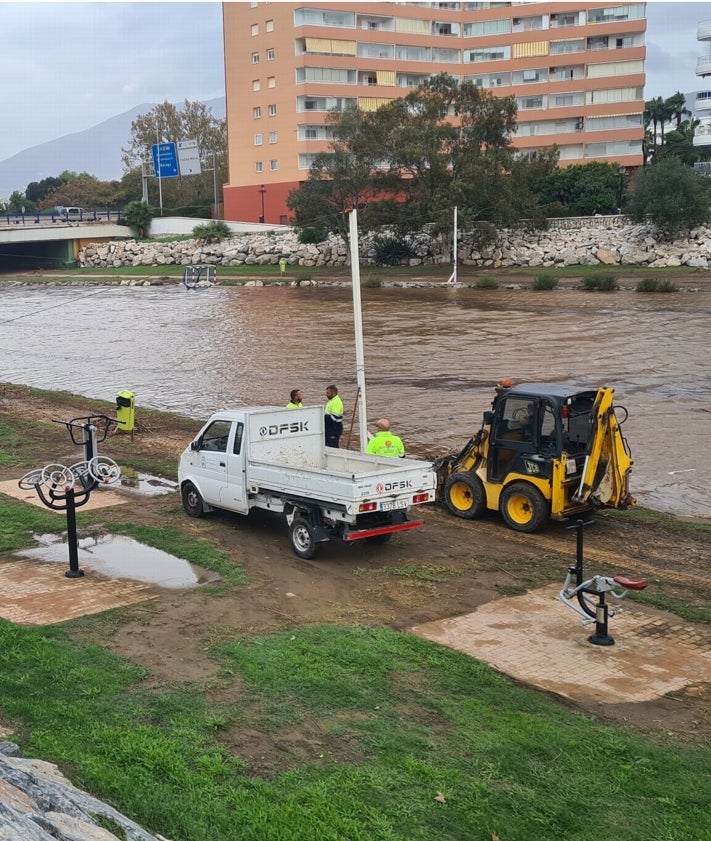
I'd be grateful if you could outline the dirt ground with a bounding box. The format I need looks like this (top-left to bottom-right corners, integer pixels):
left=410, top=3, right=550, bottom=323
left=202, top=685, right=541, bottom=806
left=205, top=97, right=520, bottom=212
left=1, top=381, right=710, bottom=749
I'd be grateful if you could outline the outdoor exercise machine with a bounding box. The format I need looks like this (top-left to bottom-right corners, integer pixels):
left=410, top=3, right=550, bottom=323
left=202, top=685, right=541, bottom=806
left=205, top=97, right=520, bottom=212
left=18, top=415, right=121, bottom=579
left=183, top=264, right=216, bottom=290
left=559, top=519, right=648, bottom=646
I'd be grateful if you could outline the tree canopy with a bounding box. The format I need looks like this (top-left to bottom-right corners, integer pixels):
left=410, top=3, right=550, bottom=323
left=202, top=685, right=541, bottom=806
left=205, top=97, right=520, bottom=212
left=287, top=73, right=558, bottom=240
left=627, top=156, right=711, bottom=237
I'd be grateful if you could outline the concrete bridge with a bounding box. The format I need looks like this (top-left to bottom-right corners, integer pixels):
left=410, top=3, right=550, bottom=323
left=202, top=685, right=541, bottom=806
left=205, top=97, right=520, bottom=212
left=0, top=212, right=129, bottom=270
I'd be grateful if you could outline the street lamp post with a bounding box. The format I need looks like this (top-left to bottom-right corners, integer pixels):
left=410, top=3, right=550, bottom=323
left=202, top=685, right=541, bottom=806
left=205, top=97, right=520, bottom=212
left=259, top=184, right=266, bottom=224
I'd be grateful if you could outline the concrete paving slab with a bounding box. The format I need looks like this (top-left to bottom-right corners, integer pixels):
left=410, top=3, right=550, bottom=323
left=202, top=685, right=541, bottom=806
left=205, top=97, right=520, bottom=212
left=0, top=479, right=128, bottom=511
left=411, top=585, right=711, bottom=705
left=0, top=559, right=156, bottom=626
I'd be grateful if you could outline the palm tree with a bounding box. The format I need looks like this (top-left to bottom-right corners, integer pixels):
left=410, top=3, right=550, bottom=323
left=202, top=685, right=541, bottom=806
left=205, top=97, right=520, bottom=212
left=666, top=91, right=691, bottom=130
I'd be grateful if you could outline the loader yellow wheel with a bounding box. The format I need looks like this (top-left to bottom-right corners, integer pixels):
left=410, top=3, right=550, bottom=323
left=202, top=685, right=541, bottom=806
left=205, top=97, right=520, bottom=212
left=444, top=472, right=485, bottom=520
left=500, top=483, right=549, bottom=533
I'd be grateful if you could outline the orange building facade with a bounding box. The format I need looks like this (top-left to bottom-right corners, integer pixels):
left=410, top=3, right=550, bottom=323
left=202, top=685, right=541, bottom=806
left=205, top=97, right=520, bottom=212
left=222, top=2, right=646, bottom=224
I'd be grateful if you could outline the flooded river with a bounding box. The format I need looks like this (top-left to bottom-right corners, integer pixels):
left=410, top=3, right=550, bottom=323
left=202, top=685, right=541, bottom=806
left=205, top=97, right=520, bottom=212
left=1, top=282, right=709, bottom=519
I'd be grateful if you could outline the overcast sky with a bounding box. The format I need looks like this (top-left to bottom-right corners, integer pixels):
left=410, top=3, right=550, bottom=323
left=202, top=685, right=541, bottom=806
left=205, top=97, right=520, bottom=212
left=0, top=1, right=708, bottom=163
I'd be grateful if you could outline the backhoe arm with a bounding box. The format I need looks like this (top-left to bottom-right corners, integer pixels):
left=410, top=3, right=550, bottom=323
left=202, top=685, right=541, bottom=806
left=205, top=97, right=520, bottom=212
left=574, top=388, right=634, bottom=510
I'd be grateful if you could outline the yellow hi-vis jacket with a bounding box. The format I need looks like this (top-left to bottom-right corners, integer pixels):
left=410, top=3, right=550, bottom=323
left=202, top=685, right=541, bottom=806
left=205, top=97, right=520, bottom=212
left=366, top=430, right=405, bottom=458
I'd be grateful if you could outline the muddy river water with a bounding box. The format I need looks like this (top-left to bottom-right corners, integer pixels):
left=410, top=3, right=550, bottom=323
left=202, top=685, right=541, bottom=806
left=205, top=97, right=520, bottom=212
left=1, top=282, right=709, bottom=520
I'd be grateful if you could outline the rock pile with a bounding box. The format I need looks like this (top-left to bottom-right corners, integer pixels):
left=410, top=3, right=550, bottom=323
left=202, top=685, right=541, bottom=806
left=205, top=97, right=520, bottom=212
left=0, top=742, right=167, bottom=841
left=78, top=217, right=711, bottom=271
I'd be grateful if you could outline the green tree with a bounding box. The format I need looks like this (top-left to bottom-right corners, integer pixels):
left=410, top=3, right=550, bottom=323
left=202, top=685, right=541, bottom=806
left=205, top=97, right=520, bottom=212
left=25, top=176, right=65, bottom=204
left=627, top=156, right=711, bottom=237
left=288, top=73, right=553, bottom=241
left=536, top=161, right=627, bottom=215
left=121, top=100, right=226, bottom=217
left=6, top=191, right=36, bottom=213
left=40, top=176, right=123, bottom=211
left=123, top=200, right=154, bottom=237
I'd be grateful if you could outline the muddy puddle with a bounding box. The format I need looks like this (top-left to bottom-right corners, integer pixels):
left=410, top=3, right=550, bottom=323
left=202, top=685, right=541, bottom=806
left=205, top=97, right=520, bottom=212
left=0, top=283, right=709, bottom=519
left=14, top=532, right=221, bottom=589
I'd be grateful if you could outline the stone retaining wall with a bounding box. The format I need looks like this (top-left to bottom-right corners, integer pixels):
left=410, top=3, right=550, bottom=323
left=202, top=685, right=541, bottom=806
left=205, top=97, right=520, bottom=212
left=78, top=218, right=711, bottom=271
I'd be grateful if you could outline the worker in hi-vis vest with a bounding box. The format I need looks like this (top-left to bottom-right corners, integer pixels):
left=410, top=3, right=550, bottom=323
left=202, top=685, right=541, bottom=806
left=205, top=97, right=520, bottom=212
left=324, top=384, right=344, bottom=448
left=365, top=419, right=405, bottom=458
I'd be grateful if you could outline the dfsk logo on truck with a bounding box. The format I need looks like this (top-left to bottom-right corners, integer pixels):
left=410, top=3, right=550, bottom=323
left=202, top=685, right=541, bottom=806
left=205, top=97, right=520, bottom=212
left=375, top=479, right=413, bottom=493
left=259, top=421, right=309, bottom=437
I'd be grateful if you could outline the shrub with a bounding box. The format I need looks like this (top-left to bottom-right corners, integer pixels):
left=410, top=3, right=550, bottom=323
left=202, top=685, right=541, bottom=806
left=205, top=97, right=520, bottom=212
left=192, top=220, right=231, bottom=242
left=581, top=273, right=618, bottom=292
left=469, top=221, right=498, bottom=250
left=298, top=226, right=327, bottom=245
left=476, top=274, right=499, bottom=289
left=372, top=235, right=416, bottom=266
left=362, top=272, right=383, bottom=288
left=636, top=277, right=679, bottom=293
left=533, top=273, right=558, bottom=291
left=124, top=200, right=154, bottom=237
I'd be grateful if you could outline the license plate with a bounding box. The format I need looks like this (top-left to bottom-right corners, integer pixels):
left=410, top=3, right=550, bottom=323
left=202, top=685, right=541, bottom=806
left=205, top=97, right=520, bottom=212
left=381, top=499, right=408, bottom=511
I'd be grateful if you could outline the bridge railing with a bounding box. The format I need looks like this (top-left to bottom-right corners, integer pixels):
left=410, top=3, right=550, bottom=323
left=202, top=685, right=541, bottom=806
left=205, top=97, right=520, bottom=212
left=1, top=209, right=126, bottom=227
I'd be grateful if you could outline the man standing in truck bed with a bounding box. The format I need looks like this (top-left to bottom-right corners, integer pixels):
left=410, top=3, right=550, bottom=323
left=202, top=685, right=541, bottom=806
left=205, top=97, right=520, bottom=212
left=324, top=384, right=344, bottom=448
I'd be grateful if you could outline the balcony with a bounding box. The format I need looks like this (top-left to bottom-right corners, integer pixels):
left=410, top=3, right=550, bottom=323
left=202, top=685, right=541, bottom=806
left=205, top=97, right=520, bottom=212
left=697, top=56, right=711, bottom=77
left=697, top=20, right=711, bottom=41
left=696, top=91, right=711, bottom=111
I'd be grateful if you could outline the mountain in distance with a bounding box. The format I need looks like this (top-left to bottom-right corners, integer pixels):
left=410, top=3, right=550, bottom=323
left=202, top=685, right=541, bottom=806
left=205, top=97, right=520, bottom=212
left=0, top=96, right=226, bottom=199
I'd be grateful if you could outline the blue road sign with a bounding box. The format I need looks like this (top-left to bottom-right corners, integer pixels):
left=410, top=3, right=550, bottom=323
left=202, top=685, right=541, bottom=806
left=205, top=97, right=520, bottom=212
left=151, top=142, right=179, bottom=178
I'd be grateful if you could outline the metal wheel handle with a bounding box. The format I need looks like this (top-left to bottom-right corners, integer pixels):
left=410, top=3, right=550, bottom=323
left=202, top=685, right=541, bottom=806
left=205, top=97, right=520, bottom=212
left=40, top=463, right=75, bottom=489
left=18, top=469, right=45, bottom=490
left=88, top=456, right=121, bottom=484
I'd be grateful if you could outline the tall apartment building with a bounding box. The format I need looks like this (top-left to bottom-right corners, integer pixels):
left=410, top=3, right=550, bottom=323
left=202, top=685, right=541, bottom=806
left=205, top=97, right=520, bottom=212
left=222, top=2, right=646, bottom=224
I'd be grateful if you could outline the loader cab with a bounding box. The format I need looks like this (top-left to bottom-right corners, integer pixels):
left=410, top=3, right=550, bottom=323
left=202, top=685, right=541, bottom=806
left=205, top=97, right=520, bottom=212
left=488, top=385, right=597, bottom=483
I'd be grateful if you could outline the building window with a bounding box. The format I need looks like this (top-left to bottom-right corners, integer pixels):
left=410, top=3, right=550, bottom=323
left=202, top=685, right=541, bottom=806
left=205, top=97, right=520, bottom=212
left=254, top=133, right=263, bottom=145
left=268, top=104, right=277, bottom=116
left=266, top=19, right=274, bottom=32
left=252, top=52, right=260, bottom=64
left=266, top=48, right=275, bottom=61
left=269, top=131, right=278, bottom=144
left=270, top=159, right=278, bottom=171
left=252, top=79, right=260, bottom=91
left=268, top=76, right=276, bottom=88
left=255, top=161, right=263, bottom=172
left=253, top=106, right=261, bottom=119
left=251, top=23, right=258, bottom=36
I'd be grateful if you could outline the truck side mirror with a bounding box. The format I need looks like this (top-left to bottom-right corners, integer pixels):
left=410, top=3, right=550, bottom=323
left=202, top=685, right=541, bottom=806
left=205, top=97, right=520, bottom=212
left=190, top=440, right=201, bottom=451
left=483, top=411, right=494, bottom=426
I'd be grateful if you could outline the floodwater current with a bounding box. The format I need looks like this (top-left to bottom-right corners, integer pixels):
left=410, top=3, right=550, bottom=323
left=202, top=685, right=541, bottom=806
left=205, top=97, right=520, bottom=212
left=1, top=282, right=709, bottom=520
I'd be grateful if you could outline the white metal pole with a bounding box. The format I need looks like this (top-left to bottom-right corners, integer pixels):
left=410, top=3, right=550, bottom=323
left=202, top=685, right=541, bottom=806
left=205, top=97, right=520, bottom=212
left=156, top=131, right=163, bottom=216
left=212, top=152, right=218, bottom=219
left=447, top=206, right=458, bottom=284
left=348, top=209, right=368, bottom=452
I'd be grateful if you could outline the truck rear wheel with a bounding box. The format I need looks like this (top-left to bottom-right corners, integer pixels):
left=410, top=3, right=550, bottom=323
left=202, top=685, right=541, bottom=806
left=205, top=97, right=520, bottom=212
left=500, top=483, right=549, bottom=533
left=444, top=472, right=486, bottom=519
left=182, top=482, right=205, bottom=518
left=289, top=517, right=319, bottom=560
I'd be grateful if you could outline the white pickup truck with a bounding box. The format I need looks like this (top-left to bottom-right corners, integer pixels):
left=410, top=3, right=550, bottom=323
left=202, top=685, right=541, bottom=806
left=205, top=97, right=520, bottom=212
left=178, top=406, right=437, bottom=559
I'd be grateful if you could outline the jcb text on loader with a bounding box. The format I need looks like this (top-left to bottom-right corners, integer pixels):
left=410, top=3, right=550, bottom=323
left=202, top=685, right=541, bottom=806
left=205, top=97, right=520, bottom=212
left=435, top=384, right=634, bottom=533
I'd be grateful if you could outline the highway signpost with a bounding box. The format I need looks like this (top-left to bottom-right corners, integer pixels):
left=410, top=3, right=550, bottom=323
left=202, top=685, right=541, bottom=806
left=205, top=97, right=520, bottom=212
left=178, top=139, right=202, bottom=175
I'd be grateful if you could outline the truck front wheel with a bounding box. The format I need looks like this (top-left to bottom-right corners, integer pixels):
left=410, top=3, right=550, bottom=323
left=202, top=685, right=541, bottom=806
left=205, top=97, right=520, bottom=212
left=444, top=472, right=486, bottom=519
left=289, top=517, right=319, bottom=559
left=500, top=483, right=549, bottom=533
left=182, top=482, right=205, bottom=518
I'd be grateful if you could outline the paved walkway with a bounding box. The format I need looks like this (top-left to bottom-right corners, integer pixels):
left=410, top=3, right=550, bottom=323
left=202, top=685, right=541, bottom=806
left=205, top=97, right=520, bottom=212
left=411, top=585, right=711, bottom=704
